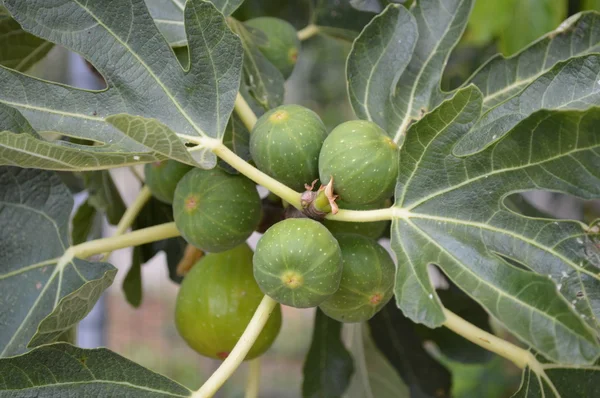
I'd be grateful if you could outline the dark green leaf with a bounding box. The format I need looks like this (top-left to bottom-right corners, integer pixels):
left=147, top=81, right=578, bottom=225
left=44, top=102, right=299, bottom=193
left=499, top=0, right=567, bottom=56
left=392, top=86, right=600, bottom=364
left=347, top=0, right=474, bottom=142
left=1, top=0, right=243, bottom=170
left=0, top=167, right=115, bottom=357
left=416, top=281, right=494, bottom=364
left=123, top=250, right=143, bottom=308
left=71, top=200, right=97, bottom=245
left=512, top=356, right=600, bottom=397
left=0, top=343, right=192, bottom=397
left=343, top=323, right=409, bottom=398
left=0, top=7, right=53, bottom=71
left=302, top=309, right=354, bottom=398
left=368, top=301, right=452, bottom=398
left=82, top=171, right=126, bottom=225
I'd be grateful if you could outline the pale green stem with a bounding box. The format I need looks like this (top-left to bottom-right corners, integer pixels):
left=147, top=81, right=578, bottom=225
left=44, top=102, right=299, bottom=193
left=234, top=93, right=258, bottom=132
left=212, top=143, right=303, bottom=209
left=193, top=296, right=278, bottom=398
left=326, top=207, right=396, bottom=222
left=297, top=24, right=320, bottom=41
left=442, top=308, right=531, bottom=369
left=244, top=359, right=261, bottom=398
left=74, top=222, right=180, bottom=259
left=129, top=165, right=145, bottom=183
left=101, top=185, right=152, bottom=261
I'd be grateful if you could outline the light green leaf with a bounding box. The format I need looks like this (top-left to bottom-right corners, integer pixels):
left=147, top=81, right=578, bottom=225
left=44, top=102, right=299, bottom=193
left=512, top=357, right=600, bottom=397
left=499, top=0, right=567, bottom=56
left=584, top=0, right=600, bottom=10
left=229, top=19, right=285, bottom=110
left=392, top=86, right=600, bottom=365
left=455, top=53, right=600, bottom=156
left=0, top=343, right=192, bottom=397
left=342, top=323, right=409, bottom=398
left=0, top=103, right=160, bottom=171
left=0, top=0, right=243, bottom=170
left=146, top=0, right=244, bottom=47
left=0, top=6, right=53, bottom=71
left=347, top=0, right=474, bottom=142
left=467, top=11, right=600, bottom=110
left=0, top=167, right=116, bottom=357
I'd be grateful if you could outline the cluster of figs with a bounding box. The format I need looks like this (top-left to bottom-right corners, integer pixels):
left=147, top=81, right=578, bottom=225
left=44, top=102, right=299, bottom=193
left=144, top=17, right=400, bottom=360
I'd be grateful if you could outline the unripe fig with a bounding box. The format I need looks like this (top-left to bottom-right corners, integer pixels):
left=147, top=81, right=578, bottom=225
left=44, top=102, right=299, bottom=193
left=250, top=105, right=327, bottom=191
left=319, top=234, right=395, bottom=322
left=245, top=17, right=300, bottom=79
left=319, top=120, right=399, bottom=205
left=253, top=218, right=343, bottom=308
left=144, top=160, right=193, bottom=204
left=173, top=167, right=261, bottom=253
left=175, top=244, right=282, bottom=360
left=322, top=199, right=389, bottom=239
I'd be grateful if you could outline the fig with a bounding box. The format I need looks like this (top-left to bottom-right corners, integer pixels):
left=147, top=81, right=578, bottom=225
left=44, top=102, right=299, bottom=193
left=322, top=199, right=389, bottom=239
left=319, top=234, right=395, bottom=322
left=318, top=120, right=399, bottom=205
left=175, top=244, right=282, bottom=360
left=250, top=105, right=327, bottom=191
left=245, top=17, right=300, bottom=79
left=173, top=167, right=261, bottom=253
left=253, top=218, right=343, bottom=308
left=144, top=160, right=193, bottom=204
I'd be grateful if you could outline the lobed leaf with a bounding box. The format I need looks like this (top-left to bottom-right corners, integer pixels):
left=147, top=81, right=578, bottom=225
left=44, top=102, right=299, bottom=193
left=392, top=86, right=600, bottom=364
left=0, top=0, right=243, bottom=170
left=347, top=0, right=474, bottom=143
left=0, top=343, right=192, bottom=397
left=0, top=167, right=115, bottom=357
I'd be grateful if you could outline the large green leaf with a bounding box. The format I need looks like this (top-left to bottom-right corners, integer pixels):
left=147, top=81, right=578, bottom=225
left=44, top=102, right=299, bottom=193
left=302, top=309, right=354, bottom=398
left=455, top=52, right=600, bottom=156
left=391, top=86, right=600, bottom=365
left=81, top=171, right=126, bottom=225
left=146, top=0, right=244, bottom=46
left=0, top=167, right=115, bottom=357
left=309, top=0, right=375, bottom=41
left=512, top=357, right=600, bottom=397
left=347, top=0, right=474, bottom=143
left=0, top=0, right=243, bottom=170
left=343, top=323, right=409, bottom=398
left=470, top=10, right=600, bottom=92
left=0, top=343, right=192, bottom=397
left=0, top=6, right=53, bottom=71
left=368, top=301, right=452, bottom=397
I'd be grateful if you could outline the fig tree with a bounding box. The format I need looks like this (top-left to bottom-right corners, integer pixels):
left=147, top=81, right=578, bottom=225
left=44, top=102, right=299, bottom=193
left=253, top=218, right=343, bottom=308
left=250, top=105, right=327, bottom=191
left=319, top=234, right=395, bottom=322
left=173, top=167, right=261, bottom=253
left=144, top=160, right=193, bottom=204
left=245, top=17, right=300, bottom=79
left=322, top=199, right=389, bottom=239
left=319, top=120, right=399, bottom=205
left=175, top=244, right=282, bottom=360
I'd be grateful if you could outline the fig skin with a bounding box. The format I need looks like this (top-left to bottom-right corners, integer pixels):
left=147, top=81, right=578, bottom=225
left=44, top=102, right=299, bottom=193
left=144, top=160, right=193, bottom=204
left=175, top=244, right=282, bottom=360
left=319, top=234, right=395, bottom=323
left=245, top=17, right=300, bottom=79
left=322, top=199, right=389, bottom=239
left=318, top=120, right=399, bottom=205
left=173, top=167, right=261, bottom=253
left=250, top=104, right=328, bottom=191
left=253, top=218, right=343, bottom=308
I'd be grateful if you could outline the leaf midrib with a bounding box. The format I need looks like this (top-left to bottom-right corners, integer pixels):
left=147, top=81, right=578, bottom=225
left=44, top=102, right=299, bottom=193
left=3, top=379, right=189, bottom=396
